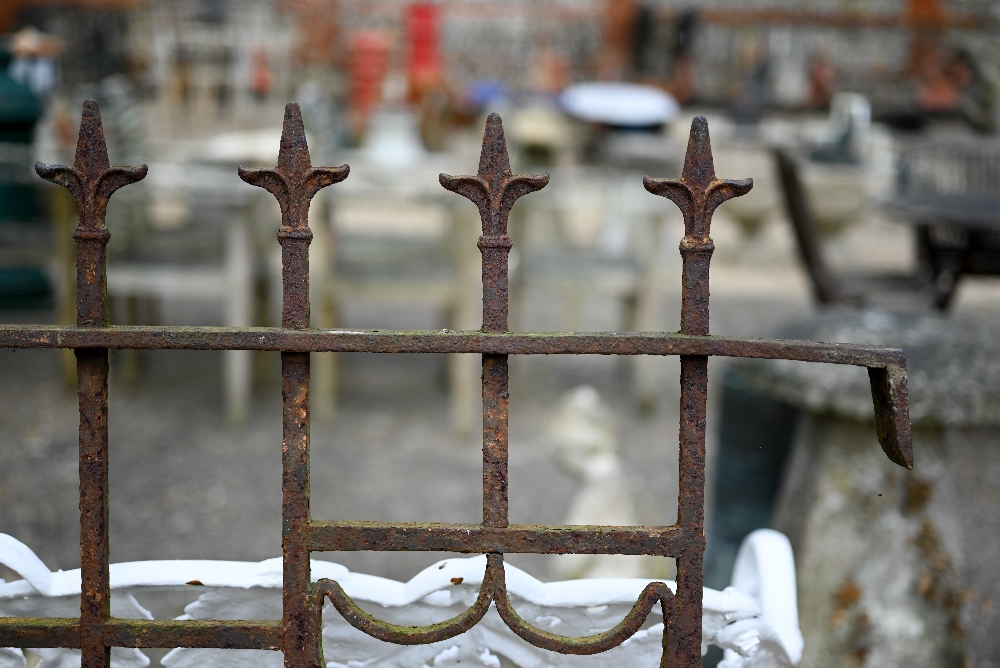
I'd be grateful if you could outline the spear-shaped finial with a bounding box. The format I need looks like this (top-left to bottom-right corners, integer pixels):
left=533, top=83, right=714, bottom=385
left=239, top=103, right=350, bottom=329
left=476, top=112, right=513, bottom=185
left=35, top=100, right=147, bottom=326
left=35, top=100, right=148, bottom=234
left=644, top=116, right=752, bottom=334
left=644, top=116, right=752, bottom=240
left=239, top=103, right=350, bottom=233
left=440, top=113, right=548, bottom=331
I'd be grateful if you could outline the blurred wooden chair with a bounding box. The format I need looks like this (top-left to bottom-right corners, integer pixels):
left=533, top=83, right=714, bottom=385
left=312, top=167, right=482, bottom=433
left=105, top=161, right=262, bottom=422
left=510, top=166, right=670, bottom=409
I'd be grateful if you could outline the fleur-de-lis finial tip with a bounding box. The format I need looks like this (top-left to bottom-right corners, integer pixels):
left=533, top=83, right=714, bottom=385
left=478, top=112, right=511, bottom=178
left=277, top=102, right=311, bottom=175
left=681, top=115, right=716, bottom=188
left=283, top=102, right=304, bottom=130
left=74, top=99, right=110, bottom=173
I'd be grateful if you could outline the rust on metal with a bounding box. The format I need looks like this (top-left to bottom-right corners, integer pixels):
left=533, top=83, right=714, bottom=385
left=644, top=118, right=752, bottom=665
left=0, top=105, right=914, bottom=668
left=240, top=103, right=349, bottom=668
left=33, top=100, right=146, bottom=668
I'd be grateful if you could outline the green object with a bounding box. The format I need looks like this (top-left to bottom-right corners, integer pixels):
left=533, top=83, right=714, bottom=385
left=0, top=267, right=52, bottom=309
left=0, top=48, right=44, bottom=141
left=0, top=46, right=46, bottom=223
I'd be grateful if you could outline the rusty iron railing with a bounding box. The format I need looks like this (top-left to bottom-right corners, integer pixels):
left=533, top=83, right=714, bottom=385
left=0, top=100, right=913, bottom=667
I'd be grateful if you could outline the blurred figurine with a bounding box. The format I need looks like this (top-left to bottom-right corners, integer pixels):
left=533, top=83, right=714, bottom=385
left=596, top=0, right=637, bottom=80
left=731, top=39, right=769, bottom=126
left=667, top=10, right=698, bottom=105
left=534, top=47, right=569, bottom=97
left=806, top=50, right=835, bottom=110
left=347, top=31, right=389, bottom=142
left=8, top=27, right=61, bottom=99
left=630, top=3, right=655, bottom=79
left=547, top=386, right=651, bottom=580
left=952, top=48, right=997, bottom=133
left=405, top=2, right=442, bottom=104
left=249, top=45, right=274, bottom=102
left=916, top=42, right=961, bottom=114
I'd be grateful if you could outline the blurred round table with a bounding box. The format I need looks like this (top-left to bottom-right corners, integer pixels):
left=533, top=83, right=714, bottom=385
left=559, top=82, right=679, bottom=129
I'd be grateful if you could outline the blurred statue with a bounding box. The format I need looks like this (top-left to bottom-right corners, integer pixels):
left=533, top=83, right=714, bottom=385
left=806, top=49, right=835, bottom=110
left=8, top=27, right=61, bottom=99
left=547, top=386, right=650, bottom=579
left=249, top=45, right=274, bottom=102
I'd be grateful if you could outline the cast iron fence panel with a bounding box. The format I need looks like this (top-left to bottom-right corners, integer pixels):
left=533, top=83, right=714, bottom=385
left=0, top=100, right=913, bottom=668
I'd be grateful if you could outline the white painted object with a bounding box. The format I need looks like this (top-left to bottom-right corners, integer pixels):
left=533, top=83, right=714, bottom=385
left=559, top=83, right=679, bottom=128
left=721, top=530, right=803, bottom=668
left=0, top=533, right=800, bottom=667
left=546, top=386, right=648, bottom=580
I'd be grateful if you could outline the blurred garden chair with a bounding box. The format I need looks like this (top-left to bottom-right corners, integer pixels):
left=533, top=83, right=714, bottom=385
left=314, top=160, right=481, bottom=433
left=105, top=161, right=261, bottom=422
left=772, top=147, right=952, bottom=311
left=510, top=165, right=670, bottom=409
left=883, top=135, right=1000, bottom=306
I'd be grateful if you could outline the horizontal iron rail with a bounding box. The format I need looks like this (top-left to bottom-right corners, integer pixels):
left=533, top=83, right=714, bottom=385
left=308, top=521, right=686, bottom=555
left=102, top=620, right=282, bottom=649
left=0, top=325, right=904, bottom=366
left=0, top=619, right=81, bottom=648
left=0, top=619, right=281, bottom=650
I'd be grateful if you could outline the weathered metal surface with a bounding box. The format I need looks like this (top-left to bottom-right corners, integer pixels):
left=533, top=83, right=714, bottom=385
left=0, top=619, right=81, bottom=648
left=34, top=100, right=147, bottom=329
left=307, top=521, right=686, bottom=554
left=0, top=105, right=914, bottom=667
left=0, top=324, right=910, bottom=365
left=33, top=100, right=146, bottom=668
left=439, top=112, right=548, bottom=333
left=644, top=117, right=754, bottom=665
left=100, top=620, right=282, bottom=650
left=240, top=103, right=348, bottom=668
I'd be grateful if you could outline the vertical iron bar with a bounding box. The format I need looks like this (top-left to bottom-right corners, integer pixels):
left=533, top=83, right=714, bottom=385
left=76, top=207, right=112, bottom=668
left=77, top=349, right=109, bottom=668
left=645, top=117, right=752, bottom=666
left=440, top=114, right=547, bottom=531
left=277, top=111, right=318, bottom=668
left=239, top=103, right=348, bottom=668
left=480, top=232, right=510, bottom=528
left=34, top=100, right=146, bottom=668
left=676, top=235, right=713, bottom=667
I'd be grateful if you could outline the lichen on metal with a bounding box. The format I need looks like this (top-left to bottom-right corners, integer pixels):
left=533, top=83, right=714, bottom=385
left=0, top=101, right=913, bottom=668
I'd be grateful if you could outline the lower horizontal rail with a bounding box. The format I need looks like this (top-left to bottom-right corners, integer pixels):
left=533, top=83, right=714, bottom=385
left=0, top=618, right=80, bottom=648
left=0, top=619, right=281, bottom=650
left=0, top=325, right=905, bottom=367
left=308, top=521, right=685, bottom=556
left=103, top=619, right=282, bottom=649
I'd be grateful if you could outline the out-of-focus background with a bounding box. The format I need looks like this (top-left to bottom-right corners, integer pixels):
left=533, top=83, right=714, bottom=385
left=3, top=1, right=1000, bottom=666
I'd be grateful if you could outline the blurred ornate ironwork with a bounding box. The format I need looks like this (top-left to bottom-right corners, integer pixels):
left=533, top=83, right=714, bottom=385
left=0, top=101, right=913, bottom=667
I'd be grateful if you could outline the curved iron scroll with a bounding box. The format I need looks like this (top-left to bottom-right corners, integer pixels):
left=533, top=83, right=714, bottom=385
left=316, top=554, right=675, bottom=656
